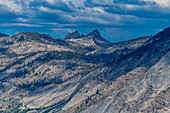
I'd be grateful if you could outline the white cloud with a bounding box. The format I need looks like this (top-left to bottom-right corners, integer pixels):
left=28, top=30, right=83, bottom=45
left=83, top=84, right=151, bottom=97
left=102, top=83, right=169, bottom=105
left=16, top=18, right=28, bottom=22
left=91, top=0, right=113, bottom=5
left=142, top=0, right=170, bottom=8
left=46, top=0, right=55, bottom=4
left=62, top=0, right=86, bottom=7
left=93, top=7, right=107, bottom=14
left=0, top=0, right=22, bottom=13
left=0, top=0, right=34, bottom=13
left=39, top=6, right=65, bottom=14
left=45, top=0, right=113, bottom=7
left=124, top=4, right=148, bottom=10
left=45, top=0, right=86, bottom=7
left=0, top=23, right=41, bottom=27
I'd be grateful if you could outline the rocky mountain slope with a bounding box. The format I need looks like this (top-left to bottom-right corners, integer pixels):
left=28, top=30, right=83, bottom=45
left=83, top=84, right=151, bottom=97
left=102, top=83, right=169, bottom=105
left=0, top=28, right=169, bottom=113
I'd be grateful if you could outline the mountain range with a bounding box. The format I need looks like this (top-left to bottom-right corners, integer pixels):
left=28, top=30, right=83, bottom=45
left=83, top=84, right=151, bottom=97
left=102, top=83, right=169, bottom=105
left=0, top=28, right=169, bottom=113
left=65, top=29, right=111, bottom=47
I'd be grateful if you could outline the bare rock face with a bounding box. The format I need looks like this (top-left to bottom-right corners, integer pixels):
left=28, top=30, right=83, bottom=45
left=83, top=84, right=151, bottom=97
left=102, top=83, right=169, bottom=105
left=0, top=28, right=170, bottom=113
left=81, top=52, right=170, bottom=113
left=87, top=29, right=111, bottom=47
left=64, top=30, right=81, bottom=40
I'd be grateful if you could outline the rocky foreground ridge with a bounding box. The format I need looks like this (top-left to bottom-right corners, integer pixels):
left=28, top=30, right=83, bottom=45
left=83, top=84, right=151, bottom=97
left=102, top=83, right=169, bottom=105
left=0, top=28, right=169, bottom=113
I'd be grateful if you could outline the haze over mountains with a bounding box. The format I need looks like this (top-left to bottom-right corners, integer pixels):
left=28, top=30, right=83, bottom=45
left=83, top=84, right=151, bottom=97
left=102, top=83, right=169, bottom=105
left=0, top=28, right=169, bottom=113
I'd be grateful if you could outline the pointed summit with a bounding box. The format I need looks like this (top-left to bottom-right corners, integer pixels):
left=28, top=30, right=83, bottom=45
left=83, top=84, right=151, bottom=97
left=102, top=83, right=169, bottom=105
left=92, top=29, right=100, bottom=36
left=87, top=29, right=101, bottom=37
left=74, top=30, right=79, bottom=35
left=86, top=29, right=111, bottom=47
left=80, top=33, right=85, bottom=38
left=64, top=30, right=80, bottom=40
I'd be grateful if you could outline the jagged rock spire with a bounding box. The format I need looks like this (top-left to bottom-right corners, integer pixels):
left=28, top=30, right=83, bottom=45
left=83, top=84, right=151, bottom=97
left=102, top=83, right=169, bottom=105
left=92, top=29, right=100, bottom=36
left=64, top=30, right=81, bottom=40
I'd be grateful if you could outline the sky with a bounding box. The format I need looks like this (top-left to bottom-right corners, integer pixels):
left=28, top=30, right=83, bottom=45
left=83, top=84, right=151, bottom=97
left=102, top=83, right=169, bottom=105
left=0, top=0, right=170, bottom=42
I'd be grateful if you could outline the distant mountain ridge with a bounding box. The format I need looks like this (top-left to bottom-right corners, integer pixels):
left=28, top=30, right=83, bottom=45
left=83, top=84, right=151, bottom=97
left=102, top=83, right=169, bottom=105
left=0, top=32, right=9, bottom=38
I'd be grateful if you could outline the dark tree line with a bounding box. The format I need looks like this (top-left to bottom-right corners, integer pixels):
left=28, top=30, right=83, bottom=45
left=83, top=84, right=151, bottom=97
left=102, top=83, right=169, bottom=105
left=17, top=77, right=63, bottom=91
